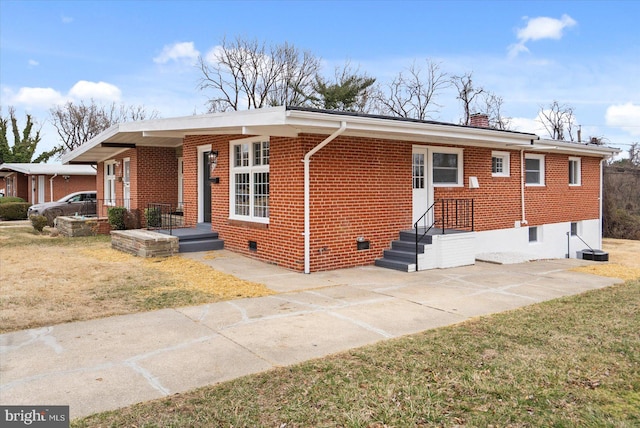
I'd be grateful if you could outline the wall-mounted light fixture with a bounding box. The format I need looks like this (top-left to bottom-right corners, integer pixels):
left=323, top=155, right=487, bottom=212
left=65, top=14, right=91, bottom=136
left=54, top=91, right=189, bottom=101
left=208, top=150, right=220, bottom=183
left=63, top=175, right=71, bottom=182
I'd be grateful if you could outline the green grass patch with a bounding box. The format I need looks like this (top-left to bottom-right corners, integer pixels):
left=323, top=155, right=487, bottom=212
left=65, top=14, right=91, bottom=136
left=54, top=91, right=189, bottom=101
left=73, top=279, right=640, bottom=427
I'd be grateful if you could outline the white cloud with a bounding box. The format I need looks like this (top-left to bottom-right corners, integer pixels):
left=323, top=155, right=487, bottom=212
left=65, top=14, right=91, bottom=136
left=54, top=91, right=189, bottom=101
left=61, top=14, right=73, bottom=24
left=204, top=45, right=223, bottom=65
left=153, top=41, right=200, bottom=64
left=509, top=14, right=577, bottom=58
left=28, top=59, right=39, bottom=67
left=11, top=87, right=64, bottom=108
left=606, top=102, right=640, bottom=136
left=68, top=80, right=121, bottom=101
left=510, top=116, right=547, bottom=136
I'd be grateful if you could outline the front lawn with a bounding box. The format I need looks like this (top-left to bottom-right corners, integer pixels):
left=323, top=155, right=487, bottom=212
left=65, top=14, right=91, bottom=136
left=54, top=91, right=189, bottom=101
left=0, top=226, right=273, bottom=333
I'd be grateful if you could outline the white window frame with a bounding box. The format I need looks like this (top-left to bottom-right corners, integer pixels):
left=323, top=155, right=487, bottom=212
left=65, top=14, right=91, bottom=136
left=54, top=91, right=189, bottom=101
left=229, top=136, right=270, bottom=224
left=491, top=151, right=510, bottom=177
left=104, top=160, right=117, bottom=206
left=432, top=147, right=463, bottom=187
left=569, top=157, right=581, bottom=186
left=525, top=153, right=545, bottom=186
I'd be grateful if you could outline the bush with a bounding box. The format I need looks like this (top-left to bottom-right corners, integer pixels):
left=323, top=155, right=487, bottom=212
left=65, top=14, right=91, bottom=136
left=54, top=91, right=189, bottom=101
left=107, top=206, right=128, bottom=230
left=30, top=215, right=48, bottom=232
left=0, top=202, right=30, bottom=220
left=144, top=207, right=162, bottom=228
left=124, top=209, right=141, bottom=230
left=0, top=196, right=26, bottom=204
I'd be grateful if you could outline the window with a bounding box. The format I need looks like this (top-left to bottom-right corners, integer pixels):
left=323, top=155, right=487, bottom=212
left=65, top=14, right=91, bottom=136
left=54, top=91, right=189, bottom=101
left=570, top=222, right=578, bottom=236
left=525, top=154, right=545, bottom=186
left=528, top=226, right=538, bottom=243
left=230, top=137, right=270, bottom=222
left=491, top=151, right=510, bottom=177
left=413, top=153, right=425, bottom=189
left=433, top=148, right=463, bottom=186
left=569, top=157, right=581, bottom=186
left=104, top=160, right=116, bottom=205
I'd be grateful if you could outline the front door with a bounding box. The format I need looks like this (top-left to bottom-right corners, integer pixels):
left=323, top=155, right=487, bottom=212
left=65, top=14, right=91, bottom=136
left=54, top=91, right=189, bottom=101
left=412, top=146, right=431, bottom=226
left=203, top=152, right=211, bottom=223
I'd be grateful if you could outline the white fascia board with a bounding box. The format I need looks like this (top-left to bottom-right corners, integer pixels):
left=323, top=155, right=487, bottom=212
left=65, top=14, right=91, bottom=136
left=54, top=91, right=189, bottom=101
left=61, top=123, right=121, bottom=164
left=285, top=109, right=536, bottom=146
left=512, top=139, right=621, bottom=157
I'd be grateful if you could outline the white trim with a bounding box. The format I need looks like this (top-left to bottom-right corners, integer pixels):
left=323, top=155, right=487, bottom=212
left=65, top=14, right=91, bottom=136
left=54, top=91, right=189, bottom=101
left=569, top=156, right=581, bottom=186
left=431, top=146, right=464, bottom=187
left=197, top=144, right=211, bottom=223
left=177, top=157, right=184, bottom=209
left=104, top=160, right=117, bottom=206
left=228, top=136, right=270, bottom=224
left=491, top=151, right=510, bottom=177
left=525, top=153, right=545, bottom=186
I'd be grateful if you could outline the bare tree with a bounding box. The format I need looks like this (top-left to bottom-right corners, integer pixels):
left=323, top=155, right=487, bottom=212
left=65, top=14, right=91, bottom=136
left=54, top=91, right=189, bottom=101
left=451, top=72, right=485, bottom=125
left=375, top=59, right=449, bottom=120
left=538, top=100, right=577, bottom=141
left=50, top=100, right=159, bottom=154
left=198, top=36, right=320, bottom=112
left=481, top=93, right=511, bottom=130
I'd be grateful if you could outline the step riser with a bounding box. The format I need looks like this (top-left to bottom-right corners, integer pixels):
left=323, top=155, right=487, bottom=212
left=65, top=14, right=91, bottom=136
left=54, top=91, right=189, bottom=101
left=383, top=249, right=416, bottom=263
left=179, top=239, right=224, bottom=253
left=399, top=231, right=432, bottom=244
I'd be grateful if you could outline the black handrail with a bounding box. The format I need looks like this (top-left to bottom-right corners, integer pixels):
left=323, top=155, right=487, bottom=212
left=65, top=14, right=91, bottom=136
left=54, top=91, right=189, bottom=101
left=414, top=201, right=438, bottom=269
left=413, top=198, right=474, bottom=271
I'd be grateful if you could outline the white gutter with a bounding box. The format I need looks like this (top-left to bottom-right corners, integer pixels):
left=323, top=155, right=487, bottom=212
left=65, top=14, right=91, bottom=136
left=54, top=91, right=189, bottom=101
left=599, top=158, right=605, bottom=250
left=302, top=121, right=347, bottom=274
left=520, top=150, right=528, bottom=226
left=49, top=174, right=58, bottom=202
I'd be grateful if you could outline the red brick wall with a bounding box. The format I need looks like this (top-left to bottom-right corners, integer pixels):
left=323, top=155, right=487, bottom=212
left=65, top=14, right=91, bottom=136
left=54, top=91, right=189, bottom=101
left=96, top=147, right=179, bottom=222
left=434, top=148, right=601, bottom=231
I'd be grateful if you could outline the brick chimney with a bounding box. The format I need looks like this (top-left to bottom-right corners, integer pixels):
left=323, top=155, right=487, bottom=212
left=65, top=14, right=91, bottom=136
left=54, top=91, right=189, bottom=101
left=469, top=113, right=489, bottom=128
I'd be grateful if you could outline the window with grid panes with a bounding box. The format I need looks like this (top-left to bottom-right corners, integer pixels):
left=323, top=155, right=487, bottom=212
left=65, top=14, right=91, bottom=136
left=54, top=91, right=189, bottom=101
left=230, top=138, right=270, bottom=222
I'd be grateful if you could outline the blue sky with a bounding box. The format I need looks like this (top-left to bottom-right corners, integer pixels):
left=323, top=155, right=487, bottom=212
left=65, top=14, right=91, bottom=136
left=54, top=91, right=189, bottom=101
left=1, top=0, right=639, bottom=158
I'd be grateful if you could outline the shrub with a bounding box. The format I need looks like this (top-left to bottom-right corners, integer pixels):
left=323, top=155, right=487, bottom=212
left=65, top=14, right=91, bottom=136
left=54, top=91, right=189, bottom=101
left=0, top=196, right=26, bottom=204
left=144, top=207, right=162, bottom=228
left=0, top=202, right=30, bottom=220
left=107, top=206, right=128, bottom=230
left=29, top=214, right=48, bottom=232
left=124, top=209, right=141, bottom=230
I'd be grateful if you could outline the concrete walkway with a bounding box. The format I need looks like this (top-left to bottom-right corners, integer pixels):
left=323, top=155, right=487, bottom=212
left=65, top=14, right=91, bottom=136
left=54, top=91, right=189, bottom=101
left=0, top=252, right=621, bottom=419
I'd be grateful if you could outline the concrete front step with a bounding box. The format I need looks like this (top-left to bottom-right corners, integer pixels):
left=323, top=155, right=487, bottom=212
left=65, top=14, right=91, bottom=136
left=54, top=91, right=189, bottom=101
left=179, top=238, right=225, bottom=253
left=374, top=258, right=416, bottom=272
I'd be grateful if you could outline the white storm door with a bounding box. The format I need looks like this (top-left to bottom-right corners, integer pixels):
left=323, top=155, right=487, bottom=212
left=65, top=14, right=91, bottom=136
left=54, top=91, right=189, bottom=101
left=412, top=147, right=431, bottom=226
left=177, top=157, right=184, bottom=209
left=123, top=158, right=130, bottom=209
left=38, top=176, right=45, bottom=203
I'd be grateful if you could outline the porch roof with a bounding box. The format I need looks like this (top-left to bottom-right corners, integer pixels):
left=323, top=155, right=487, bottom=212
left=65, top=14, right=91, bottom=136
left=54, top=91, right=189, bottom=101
left=0, top=163, right=96, bottom=178
left=61, top=106, right=620, bottom=164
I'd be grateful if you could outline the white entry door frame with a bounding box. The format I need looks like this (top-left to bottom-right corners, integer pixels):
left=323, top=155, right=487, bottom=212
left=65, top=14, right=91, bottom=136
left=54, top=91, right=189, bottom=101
left=412, top=146, right=434, bottom=227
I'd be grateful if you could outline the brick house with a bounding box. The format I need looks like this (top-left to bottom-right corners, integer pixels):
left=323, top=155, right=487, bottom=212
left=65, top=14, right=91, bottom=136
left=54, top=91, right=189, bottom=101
left=0, top=163, right=96, bottom=204
left=61, top=106, right=618, bottom=273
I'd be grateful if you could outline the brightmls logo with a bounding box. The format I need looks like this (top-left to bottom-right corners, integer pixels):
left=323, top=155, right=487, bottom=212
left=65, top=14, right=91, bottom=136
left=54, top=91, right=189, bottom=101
left=1, top=406, right=69, bottom=427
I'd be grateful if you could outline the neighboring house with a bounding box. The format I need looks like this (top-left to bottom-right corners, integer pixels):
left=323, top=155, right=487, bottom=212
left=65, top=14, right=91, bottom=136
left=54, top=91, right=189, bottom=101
left=61, top=106, right=618, bottom=273
left=0, top=163, right=96, bottom=204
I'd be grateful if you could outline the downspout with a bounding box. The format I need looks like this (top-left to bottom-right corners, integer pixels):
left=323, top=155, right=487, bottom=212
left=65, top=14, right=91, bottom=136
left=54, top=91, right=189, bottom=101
left=49, top=174, right=58, bottom=202
left=520, top=149, right=527, bottom=225
left=599, top=158, right=604, bottom=250
left=302, top=121, right=347, bottom=274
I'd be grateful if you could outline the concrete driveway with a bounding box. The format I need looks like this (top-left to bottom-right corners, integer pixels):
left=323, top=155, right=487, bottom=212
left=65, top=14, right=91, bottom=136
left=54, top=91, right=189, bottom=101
left=0, top=252, right=621, bottom=419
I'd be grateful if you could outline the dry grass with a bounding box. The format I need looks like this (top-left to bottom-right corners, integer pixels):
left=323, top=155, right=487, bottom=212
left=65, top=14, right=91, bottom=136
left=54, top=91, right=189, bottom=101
left=0, top=226, right=273, bottom=333
left=572, top=238, right=640, bottom=281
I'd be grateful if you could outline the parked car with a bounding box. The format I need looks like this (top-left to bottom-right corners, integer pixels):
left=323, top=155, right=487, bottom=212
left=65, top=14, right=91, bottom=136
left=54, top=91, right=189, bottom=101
left=28, top=191, right=97, bottom=225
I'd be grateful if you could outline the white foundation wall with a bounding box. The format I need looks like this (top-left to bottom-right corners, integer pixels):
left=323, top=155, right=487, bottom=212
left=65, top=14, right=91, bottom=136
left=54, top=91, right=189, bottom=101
left=474, top=219, right=602, bottom=260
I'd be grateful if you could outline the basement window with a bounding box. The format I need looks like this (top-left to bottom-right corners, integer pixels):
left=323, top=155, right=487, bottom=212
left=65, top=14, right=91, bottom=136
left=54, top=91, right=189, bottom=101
left=528, top=226, right=538, bottom=243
